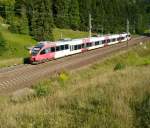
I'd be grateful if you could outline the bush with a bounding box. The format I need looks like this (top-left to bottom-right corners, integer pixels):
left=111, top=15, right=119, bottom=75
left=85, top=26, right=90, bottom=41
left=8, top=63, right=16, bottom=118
left=0, top=32, right=6, bottom=55
left=114, top=63, right=125, bottom=71
left=34, top=83, right=50, bottom=97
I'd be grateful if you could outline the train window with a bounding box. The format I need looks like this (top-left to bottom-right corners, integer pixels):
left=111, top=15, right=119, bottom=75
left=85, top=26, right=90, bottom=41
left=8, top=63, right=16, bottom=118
left=74, top=45, right=78, bottom=50
left=40, top=50, right=46, bottom=55
left=112, top=38, right=116, bottom=42
left=107, top=39, right=110, bottom=43
left=122, top=37, right=125, bottom=40
left=117, top=38, right=120, bottom=41
left=65, top=44, right=69, bottom=49
left=95, top=41, right=99, bottom=46
left=102, top=40, right=105, bottom=44
left=45, top=48, right=49, bottom=53
left=77, top=44, right=81, bottom=49
left=46, top=48, right=51, bottom=53
left=86, top=43, right=92, bottom=48
left=51, top=47, right=55, bottom=52
left=56, top=46, right=60, bottom=51
left=61, top=45, right=64, bottom=50
left=82, top=44, right=85, bottom=48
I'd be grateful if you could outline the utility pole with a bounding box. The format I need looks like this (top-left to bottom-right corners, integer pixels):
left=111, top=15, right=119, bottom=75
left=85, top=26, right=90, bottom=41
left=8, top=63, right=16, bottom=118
left=60, top=32, right=63, bottom=39
left=127, top=19, right=129, bottom=34
left=89, top=13, right=92, bottom=38
left=98, top=25, right=103, bottom=36
left=101, top=25, right=104, bottom=36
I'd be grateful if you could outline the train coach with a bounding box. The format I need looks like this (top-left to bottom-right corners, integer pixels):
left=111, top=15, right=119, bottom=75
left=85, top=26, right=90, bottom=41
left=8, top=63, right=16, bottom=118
left=30, top=33, right=131, bottom=64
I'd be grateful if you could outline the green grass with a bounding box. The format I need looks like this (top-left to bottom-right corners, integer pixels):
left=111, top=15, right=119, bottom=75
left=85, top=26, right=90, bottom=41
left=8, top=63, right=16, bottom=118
left=0, top=24, right=36, bottom=67
left=0, top=41, right=149, bottom=128
left=0, top=24, right=36, bottom=59
left=53, top=28, right=89, bottom=40
left=144, top=29, right=150, bottom=34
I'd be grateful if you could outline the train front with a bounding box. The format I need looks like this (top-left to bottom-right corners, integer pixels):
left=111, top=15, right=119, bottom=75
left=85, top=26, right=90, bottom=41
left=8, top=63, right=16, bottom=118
left=30, top=43, right=44, bottom=64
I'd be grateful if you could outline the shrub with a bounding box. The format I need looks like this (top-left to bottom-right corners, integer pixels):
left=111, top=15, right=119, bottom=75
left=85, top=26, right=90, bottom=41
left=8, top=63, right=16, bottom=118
left=34, top=83, right=50, bottom=97
left=114, top=63, right=125, bottom=71
left=0, top=32, right=6, bottom=55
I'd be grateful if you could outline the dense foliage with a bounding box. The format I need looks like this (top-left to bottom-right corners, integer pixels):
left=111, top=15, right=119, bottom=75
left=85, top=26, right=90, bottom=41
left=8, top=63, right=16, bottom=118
left=0, top=0, right=149, bottom=41
left=0, top=32, right=6, bottom=55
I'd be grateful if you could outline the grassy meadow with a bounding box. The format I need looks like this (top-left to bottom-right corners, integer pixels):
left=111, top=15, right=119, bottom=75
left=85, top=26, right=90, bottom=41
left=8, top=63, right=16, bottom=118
left=0, top=41, right=149, bottom=128
left=0, top=24, right=89, bottom=68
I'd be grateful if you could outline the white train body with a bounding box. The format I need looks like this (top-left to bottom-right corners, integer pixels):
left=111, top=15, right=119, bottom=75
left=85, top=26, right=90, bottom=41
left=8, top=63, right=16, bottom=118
left=30, top=33, right=131, bottom=63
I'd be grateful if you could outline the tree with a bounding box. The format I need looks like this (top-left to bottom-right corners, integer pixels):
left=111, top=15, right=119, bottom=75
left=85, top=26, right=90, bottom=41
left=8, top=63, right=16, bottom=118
left=31, top=0, right=54, bottom=41
left=68, top=0, right=80, bottom=30
left=8, top=0, right=29, bottom=35
left=2, top=0, right=15, bottom=24
left=53, top=0, right=70, bottom=28
left=78, top=0, right=91, bottom=31
left=20, top=4, right=29, bottom=35
left=1, top=0, right=150, bottom=35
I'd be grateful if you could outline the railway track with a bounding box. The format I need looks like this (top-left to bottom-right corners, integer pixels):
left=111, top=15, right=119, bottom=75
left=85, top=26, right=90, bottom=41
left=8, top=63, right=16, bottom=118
left=0, top=36, right=149, bottom=95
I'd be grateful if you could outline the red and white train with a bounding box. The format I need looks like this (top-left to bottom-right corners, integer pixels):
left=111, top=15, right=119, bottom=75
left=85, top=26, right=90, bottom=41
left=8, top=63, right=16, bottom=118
left=30, top=33, right=131, bottom=64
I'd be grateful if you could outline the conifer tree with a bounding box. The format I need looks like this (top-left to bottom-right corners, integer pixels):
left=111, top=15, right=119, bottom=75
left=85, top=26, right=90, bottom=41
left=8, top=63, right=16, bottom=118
left=78, top=0, right=91, bottom=31
left=69, top=0, right=80, bottom=30
left=3, top=0, right=15, bottom=24
left=20, top=4, right=29, bottom=35
left=0, top=32, right=6, bottom=55
left=31, top=0, right=54, bottom=41
left=53, top=0, right=70, bottom=28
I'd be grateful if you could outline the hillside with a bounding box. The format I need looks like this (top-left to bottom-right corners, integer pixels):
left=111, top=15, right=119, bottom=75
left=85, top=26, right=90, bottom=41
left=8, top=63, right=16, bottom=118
left=0, top=41, right=149, bottom=128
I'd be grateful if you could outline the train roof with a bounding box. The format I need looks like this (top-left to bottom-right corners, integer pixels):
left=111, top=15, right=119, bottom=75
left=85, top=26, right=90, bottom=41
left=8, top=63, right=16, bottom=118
left=37, top=33, right=129, bottom=47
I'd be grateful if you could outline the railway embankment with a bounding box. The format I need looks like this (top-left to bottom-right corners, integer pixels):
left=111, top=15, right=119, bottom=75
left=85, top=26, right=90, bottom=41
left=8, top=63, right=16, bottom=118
left=0, top=40, right=149, bottom=128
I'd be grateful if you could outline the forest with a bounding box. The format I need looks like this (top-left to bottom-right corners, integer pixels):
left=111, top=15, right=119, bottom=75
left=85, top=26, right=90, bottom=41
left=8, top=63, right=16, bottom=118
left=0, top=0, right=150, bottom=41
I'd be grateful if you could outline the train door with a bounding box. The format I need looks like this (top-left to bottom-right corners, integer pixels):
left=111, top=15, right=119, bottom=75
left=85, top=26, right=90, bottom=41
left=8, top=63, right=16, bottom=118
left=49, top=47, right=55, bottom=59
left=104, top=36, right=109, bottom=46
left=64, top=44, right=70, bottom=56
left=118, top=35, right=122, bottom=43
left=38, top=49, right=49, bottom=61
left=37, top=47, right=55, bottom=61
left=82, top=38, right=90, bottom=52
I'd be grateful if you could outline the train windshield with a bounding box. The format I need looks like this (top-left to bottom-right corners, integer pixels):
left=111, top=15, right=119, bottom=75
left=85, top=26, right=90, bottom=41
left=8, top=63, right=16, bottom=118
left=31, top=44, right=44, bottom=56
